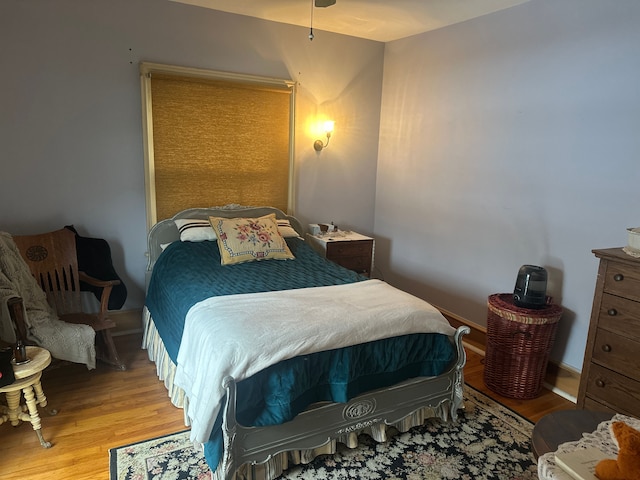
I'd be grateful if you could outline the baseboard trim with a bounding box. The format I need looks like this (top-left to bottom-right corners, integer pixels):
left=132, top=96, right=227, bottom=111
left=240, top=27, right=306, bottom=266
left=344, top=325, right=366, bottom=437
left=438, top=306, right=487, bottom=356
left=109, top=308, right=143, bottom=336
left=435, top=305, right=579, bottom=401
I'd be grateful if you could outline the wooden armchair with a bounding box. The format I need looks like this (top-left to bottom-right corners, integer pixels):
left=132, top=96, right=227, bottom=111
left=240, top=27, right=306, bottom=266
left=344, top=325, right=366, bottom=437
left=12, top=229, right=125, bottom=370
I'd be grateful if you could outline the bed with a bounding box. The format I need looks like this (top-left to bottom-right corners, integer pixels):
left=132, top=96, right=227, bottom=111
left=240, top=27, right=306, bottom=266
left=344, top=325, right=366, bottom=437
left=142, top=205, right=470, bottom=480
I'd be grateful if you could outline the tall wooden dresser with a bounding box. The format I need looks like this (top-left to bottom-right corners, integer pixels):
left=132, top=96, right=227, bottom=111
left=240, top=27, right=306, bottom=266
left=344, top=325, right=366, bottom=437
left=577, top=248, right=640, bottom=418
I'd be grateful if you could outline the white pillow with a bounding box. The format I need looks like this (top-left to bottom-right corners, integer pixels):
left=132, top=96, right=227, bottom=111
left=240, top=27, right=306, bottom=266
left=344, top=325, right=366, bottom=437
left=276, top=219, right=301, bottom=238
left=174, top=218, right=216, bottom=242
left=175, top=217, right=300, bottom=241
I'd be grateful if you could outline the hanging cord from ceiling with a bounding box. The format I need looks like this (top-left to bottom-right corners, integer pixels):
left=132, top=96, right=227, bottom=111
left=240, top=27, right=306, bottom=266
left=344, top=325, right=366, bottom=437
left=309, top=0, right=315, bottom=41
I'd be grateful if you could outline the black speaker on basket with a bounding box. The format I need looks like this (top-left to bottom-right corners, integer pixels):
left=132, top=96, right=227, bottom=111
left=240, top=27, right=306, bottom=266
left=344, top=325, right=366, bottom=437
left=513, top=265, right=547, bottom=309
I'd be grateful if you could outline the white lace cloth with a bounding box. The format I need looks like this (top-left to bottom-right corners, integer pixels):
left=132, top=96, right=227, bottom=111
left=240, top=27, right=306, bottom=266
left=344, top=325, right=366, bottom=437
left=0, top=232, right=96, bottom=369
left=537, top=413, right=640, bottom=480
left=623, top=245, right=640, bottom=258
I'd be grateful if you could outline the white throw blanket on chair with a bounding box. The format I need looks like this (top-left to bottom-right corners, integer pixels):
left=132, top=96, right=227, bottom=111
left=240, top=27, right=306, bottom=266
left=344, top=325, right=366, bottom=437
left=0, top=232, right=96, bottom=369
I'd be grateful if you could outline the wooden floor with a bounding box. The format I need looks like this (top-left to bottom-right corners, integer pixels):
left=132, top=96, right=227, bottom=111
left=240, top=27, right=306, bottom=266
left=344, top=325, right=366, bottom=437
left=0, top=333, right=575, bottom=480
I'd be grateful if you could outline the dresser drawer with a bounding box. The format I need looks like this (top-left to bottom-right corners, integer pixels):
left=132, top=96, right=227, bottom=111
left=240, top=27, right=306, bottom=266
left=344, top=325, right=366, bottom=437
left=585, top=363, right=640, bottom=417
left=333, top=255, right=371, bottom=274
left=326, top=240, right=373, bottom=258
left=597, top=293, right=640, bottom=341
left=603, top=261, right=640, bottom=303
left=591, top=328, right=640, bottom=381
left=581, top=396, right=618, bottom=415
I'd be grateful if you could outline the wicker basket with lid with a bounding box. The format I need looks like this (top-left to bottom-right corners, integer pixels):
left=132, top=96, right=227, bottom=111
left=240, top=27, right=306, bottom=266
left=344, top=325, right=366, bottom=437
left=483, top=293, right=563, bottom=399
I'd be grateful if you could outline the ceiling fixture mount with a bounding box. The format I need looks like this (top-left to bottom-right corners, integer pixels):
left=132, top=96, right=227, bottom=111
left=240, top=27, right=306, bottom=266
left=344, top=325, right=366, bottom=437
left=315, top=0, right=336, bottom=6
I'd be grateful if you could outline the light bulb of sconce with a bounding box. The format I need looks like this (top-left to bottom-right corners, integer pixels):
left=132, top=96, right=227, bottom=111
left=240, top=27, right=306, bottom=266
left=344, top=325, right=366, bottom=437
left=314, top=120, right=335, bottom=151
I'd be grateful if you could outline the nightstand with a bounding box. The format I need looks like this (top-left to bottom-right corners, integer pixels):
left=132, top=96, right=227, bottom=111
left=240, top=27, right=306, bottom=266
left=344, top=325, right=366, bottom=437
left=306, top=231, right=374, bottom=276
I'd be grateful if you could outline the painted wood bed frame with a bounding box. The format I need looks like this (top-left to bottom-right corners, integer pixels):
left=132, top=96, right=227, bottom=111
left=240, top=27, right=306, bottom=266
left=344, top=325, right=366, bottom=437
left=144, top=205, right=470, bottom=480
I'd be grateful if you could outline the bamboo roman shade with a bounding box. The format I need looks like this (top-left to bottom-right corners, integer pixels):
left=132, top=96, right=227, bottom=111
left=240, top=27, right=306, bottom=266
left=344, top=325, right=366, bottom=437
left=145, top=69, right=294, bottom=223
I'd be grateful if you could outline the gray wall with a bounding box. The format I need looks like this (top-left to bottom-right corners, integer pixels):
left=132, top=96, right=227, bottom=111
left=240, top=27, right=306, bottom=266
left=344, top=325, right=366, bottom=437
left=0, top=0, right=384, bottom=308
left=375, top=0, right=640, bottom=370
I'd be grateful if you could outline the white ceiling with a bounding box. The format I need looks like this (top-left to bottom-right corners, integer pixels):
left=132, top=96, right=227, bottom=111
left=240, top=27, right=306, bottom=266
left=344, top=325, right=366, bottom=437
left=171, top=0, right=530, bottom=42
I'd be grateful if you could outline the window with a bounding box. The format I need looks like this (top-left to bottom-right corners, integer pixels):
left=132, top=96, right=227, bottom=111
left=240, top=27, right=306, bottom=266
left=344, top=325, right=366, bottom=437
left=140, top=63, right=296, bottom=229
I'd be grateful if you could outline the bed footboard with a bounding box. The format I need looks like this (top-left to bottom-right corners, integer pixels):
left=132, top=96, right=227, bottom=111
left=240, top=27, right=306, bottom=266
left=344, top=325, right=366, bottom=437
left=218, top=326, right=470, bottom=480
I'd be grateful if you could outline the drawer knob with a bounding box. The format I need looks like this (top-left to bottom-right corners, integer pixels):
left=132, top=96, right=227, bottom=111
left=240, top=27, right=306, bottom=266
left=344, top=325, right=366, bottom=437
left=613, top=273, right=624, bottom=282
left=601, top=344, right=612, bottom=352
left=607, top=308, right=618, bottom=316
left=596, top=379, right=606, bottom=388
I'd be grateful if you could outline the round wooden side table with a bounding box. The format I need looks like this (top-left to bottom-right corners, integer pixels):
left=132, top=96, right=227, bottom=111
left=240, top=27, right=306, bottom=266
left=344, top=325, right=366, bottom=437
left=0, top=346, right=53, bottom=448
left=531, top=409, right=613, bottom=459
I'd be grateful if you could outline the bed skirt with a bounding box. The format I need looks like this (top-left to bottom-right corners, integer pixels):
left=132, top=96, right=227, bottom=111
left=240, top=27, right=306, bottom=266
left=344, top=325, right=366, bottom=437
left=142, top=307, right=463, bottom=480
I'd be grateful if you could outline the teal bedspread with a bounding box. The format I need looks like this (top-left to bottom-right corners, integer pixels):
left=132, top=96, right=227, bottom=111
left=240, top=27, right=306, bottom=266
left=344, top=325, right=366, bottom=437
left=146, top=237, right=365, bottom=363
left=145, top=237, right=455, bottom=471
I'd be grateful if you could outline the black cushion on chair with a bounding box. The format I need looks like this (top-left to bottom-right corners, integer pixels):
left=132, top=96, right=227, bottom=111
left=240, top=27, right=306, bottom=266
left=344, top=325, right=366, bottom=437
left=64, top=226, right=127, bottom=310
left=0, top=347, right=15, bottom=387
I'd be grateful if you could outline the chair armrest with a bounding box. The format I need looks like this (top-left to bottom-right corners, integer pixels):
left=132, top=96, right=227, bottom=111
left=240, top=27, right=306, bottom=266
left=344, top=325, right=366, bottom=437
left=78, top=272, right=120, bottom=289
left=78, top=272, right=120, bottom=314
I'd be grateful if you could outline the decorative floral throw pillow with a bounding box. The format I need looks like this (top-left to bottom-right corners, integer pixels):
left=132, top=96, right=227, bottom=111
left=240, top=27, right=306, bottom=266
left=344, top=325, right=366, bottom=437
left=209, top=214, right=295, bottom=265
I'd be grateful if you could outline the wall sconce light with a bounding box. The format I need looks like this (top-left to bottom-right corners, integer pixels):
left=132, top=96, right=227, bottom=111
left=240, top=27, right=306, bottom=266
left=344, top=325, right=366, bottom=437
left=314, top=120, right=334, bottom=151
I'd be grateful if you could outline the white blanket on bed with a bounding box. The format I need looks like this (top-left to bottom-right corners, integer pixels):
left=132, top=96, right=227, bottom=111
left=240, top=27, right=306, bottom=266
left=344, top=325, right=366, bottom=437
left=174, top=278, right=456, bottom=443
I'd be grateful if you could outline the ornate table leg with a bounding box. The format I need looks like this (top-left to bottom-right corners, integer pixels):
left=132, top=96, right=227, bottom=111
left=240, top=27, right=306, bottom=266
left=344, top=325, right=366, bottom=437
left=22, top=384, right=52, bottom=448
left=32, top=379, right=58, bottom=416
left=5, top=390, right=23, bottom=426
left=32, top=379, right=47, bottom=407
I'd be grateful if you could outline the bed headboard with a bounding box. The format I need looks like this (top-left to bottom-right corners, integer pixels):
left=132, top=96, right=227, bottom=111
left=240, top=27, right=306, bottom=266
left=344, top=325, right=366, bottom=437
left=146, top=205, right=305, bottom=274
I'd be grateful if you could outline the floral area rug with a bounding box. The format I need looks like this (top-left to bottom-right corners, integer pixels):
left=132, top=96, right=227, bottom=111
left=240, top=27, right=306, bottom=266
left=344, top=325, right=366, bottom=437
left=109, top=385, right=537, bottom=480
